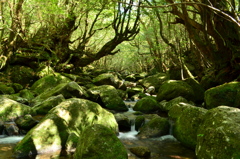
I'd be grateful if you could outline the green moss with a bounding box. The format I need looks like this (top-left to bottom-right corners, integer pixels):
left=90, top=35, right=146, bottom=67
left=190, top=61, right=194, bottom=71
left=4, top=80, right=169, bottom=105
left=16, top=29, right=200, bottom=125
left=133, top=96, right=159, bottom=113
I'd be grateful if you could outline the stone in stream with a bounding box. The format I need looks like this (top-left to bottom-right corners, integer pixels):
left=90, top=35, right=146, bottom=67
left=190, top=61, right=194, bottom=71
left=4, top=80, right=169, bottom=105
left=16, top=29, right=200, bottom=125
left=13, top=98, right=119, bottom=158
left=74, top=124, right=128, bottom=159
left=133, top=96, right=159, bottom=113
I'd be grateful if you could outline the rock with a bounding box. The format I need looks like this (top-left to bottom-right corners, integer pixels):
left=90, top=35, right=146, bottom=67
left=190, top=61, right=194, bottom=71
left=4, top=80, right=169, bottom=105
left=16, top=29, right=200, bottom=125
left=92, top=72, right=124, bottom=89
left=0, top=120, right=4, bottom=134
left=130, top=93, right=147, bottom=101
left=172, top=105, right=207, bottom=149
left=1, top=95, right=29, bottom=104
left=156, top=80, right=195, bottom=102
left=74, top=124, right=127, bottom=159
left=15, top=114, right=38, bottom=131
left=168, top=102, right=193, bottom=121
left=88, top=85, right=128, bottom=111
left=0, top=83, right=15, bottom=94
left=12, top=83, right=24, bottom=93
left=129, top=146, right=151, bottom=158
left=138, top=73, right=169, bottom=91
left=133, top=96, right=159, bottom=113
left=13, top=98, right=118, bottom=158
left=0, top=96, right=33, bottom=121
left=135, top=116, right=145, bottom=131
left=33, top=94, right=65, bottom=115
left=114, top=113, right=131, bottom=131
left=204, top=81, right=240, bottom=109
left=138, top=116, right=170, bottom=139
left=159, top=96, right=188, bottom=112
left=185, top=78, right=205, bottom=104
left=30, top=73, right=71, bottom=95
left=32, top=81, right=88, bottom=105
left=4, top=122, right=19, bottom=136
left=126, top=85, right=144, bottom=98
left=19, top=89, right=35, bottom=101
left=196, top=106, right=240, bottom=159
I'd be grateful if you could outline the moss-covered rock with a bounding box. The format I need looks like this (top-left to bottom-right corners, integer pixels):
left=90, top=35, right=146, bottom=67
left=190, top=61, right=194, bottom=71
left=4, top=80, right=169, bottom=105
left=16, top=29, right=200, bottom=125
left=185, top=78, right=205, bottom=104
left=0, top=96, right=33, bottom=121
left=15, top=114, right=38, bottom=131
left=135, top=115, right=145, bottom=131
left=168, top=102, right=193, bottom=121
left=159, top=96, right=188, bottom=112
left=32, top=81, right=88, bottom=105
left=114, top=113, right=130, bottom=131
left=65, top=132, right=79, bottom=152
left=19, top=89, right=35, bottom=101
left=137, top=116, right=170, bottom=139
left=0, top=83, right=15, bottom=94
left=204, top=81, right=240, bottom=109
left=12, top=83, right=24, bottom=93
left=88, top=85, right=128, bottom=111
left=138, top=73, right=169, bottom=91
left=92, top=73, right=123, bottom=89
left=133, top=96, right=159, bottom=113
left=74, top=124, right=127, bottom=159
left=196, top=106, right=240, bottom=159
left=32, top=94, right=65, bottom=115
left=126, top=85, right=144, bottom=98
left=156, top=80, right=195, bottom=102
left=13, top=98, right=118, bottom=158
left=30, top=73, right=71, bottom=95
left=172, top=105, right=207, bottom=149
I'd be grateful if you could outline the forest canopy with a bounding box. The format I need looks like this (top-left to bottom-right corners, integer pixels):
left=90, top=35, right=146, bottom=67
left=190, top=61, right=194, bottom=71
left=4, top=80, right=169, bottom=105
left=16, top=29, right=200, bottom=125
left=0, top=0, right=239, bottom=84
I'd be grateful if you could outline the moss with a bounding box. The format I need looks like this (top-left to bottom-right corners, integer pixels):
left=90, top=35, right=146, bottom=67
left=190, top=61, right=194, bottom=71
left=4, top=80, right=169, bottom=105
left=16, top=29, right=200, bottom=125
left=133, top=96, right=159, bottom=113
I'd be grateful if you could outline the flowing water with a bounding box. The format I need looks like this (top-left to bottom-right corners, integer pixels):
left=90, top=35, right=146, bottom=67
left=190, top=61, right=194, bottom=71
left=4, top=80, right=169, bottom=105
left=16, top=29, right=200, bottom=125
left=0, top=100, right=196, bottom=159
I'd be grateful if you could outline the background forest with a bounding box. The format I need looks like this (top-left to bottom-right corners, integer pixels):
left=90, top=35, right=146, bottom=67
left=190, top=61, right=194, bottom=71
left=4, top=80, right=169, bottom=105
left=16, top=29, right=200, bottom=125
left=0, top=0, right=240, bottom=87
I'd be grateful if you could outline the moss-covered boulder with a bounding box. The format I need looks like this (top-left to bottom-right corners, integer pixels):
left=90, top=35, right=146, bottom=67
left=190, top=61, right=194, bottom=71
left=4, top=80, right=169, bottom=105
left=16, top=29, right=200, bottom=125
left=168, top=102, right=193, bottom=121
left=159, top=96, right=188, bottom=112
left=156, top=80, right=195, bottom=102
left=30, top=73, right=71, bottom=95
left=137, top=116, right=170, bottom=139
left=13, top=98, right=118, bottom=158
left=135, top=115, right=145, bottom=131
left=185, top=78, right=205, bottom=103
left=172, top=105, right=207, bottom=149
left=32, top=94, right=65, bottom=115
left=88, top=85, right=128, bottom=111
left=0, top=83, right=15, bottom=94
left=92, top=73, right=124, bottom=89
left=126, top=85, right=144, bottom=98
left=196, top=106, right=240, bottom=159
left=15, top=114, right=38, bottom=131
left=32, top=81, right=88, bottom=105
left=19, top=89, right=35, bottom=101
left=74, top=124, right=127, bottom=159
left=138, top=73, right=169, bottom=91
left=204, top=81, right=240, bottom=109
left=0, top=96, right=33, bottom=121
left=133, top=96, right=159, bottom=113
left=114, top=113, right=131, bottom=131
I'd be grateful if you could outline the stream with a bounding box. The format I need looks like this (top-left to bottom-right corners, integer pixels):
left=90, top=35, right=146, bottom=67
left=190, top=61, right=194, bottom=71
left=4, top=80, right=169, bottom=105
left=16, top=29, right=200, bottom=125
left=0, top=101, right=196, bottom=159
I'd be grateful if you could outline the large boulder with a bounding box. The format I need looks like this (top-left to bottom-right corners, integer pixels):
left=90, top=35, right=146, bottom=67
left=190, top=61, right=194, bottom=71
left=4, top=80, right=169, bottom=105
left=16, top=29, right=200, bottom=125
left=0, top=96, right=33, bottom=121
left=156, top=80, right=195, bottom=102
left=32, top=81, right=88, bottom=105
left=30, top=73, right=71, bottom=95
left=138, top=73, right=169, bottom=91
left=196, top=106, right=240, bottom=159
left=32, top=94, right=65, bottom=115
left=159, top=96, right=188, bottom=112
left=74, top=124, right=127, bottom=159
left=172, top=105, right=207, bottom=149
left=88, top=85, right=128, bottom=111
left=13, top=98, right=118, bottom=158
left=133, top=96, right=159, bottom=113
left=92, top=73, right=124, bottom=89
left=137, top=116, right=170, bottom=139
left=204, top=81, right=240, bottom=109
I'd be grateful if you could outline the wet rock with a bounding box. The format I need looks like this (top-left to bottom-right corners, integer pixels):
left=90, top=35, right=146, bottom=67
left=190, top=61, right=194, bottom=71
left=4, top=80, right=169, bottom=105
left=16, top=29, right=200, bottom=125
left=138, top=116, right=170, bottom=139
left=172, top=105, right=207, bottom=149
left=159, top=96, right=188, bottom=112
left=127, top=85, right=144, bottom=98
left=129, top=146, right=151, bottom=158
left=196, top=106, right=240, bottom=159
left=114, top=113, right=131, bottom=131
left=88, top=85, right=128, bottom=111
left=156, top=80, right=195, bottom=102
left=13, top=98, right=118, bottom=158
left=4, top=122, right=19, bottom=136
left=15, top=114, right=38, bottom=131
left=33, top=94, right=65, bottom=115
left=204, top=81, right=240, bottom=109
left=133, top=96, right=159, bottom=113
left=135, top=116, right=145, bottom=131
left=74, top=124, right=127, bottom=159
